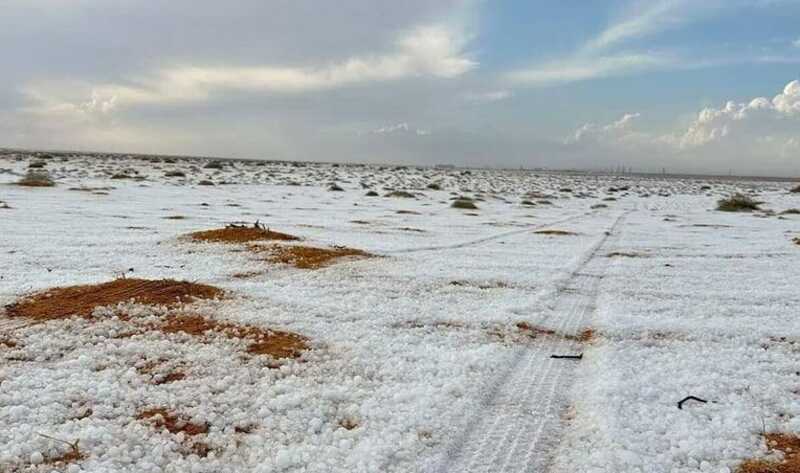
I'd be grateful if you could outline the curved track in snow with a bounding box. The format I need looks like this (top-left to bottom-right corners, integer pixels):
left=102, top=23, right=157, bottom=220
left=377, top=210, right=596, bottom=255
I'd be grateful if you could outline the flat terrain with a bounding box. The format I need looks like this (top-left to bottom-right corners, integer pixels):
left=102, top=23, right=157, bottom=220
left=1, top=152, right=800, bottom=473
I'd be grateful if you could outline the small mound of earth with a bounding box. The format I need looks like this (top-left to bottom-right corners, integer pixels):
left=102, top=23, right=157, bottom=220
left=738, top=433, right=800, bottom=473
left=254, top=244, right=372, bottom=269
left=161, top=314, right=308, bottom=359
left=187, top=224, right=298, bottom=243
left=5, top=278, right=222, bottom=320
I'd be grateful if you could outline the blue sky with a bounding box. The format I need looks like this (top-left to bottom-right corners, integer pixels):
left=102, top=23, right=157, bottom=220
left=1, top=0, right=799, bottom=175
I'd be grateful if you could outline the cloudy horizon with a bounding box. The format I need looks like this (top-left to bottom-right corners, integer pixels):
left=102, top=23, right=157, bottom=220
left=2, top=0, right=800, bottom=176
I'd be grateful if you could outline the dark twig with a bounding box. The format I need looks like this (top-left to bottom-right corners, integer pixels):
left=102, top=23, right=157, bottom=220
left=677, top=396, right=708, bottom=409
left=550, top=354, right=583, bottom=360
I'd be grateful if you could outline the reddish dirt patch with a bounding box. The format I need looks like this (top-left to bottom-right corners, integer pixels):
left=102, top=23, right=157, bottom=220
left=515, top=322, right=557, bottom=337
left=137, top=408, right=209, bottom=436
left=5, top=278, right=222, bottom=321
left=578, top=328, right=595, bottom=342
left=255, top=244, right=372, bottom=269
left=162, top=314, right=308, bottom=360
left=0, top=338, right=17, bottom=348
left=738, top=433, right=800, bottom=473
left=187, top=223, right=298, bottom=244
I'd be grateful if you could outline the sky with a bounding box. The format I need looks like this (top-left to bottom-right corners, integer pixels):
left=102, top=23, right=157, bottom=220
left=1, top=0, right=800, bottom=175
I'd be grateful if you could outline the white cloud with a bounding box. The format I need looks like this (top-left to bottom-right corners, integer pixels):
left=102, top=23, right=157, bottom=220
left=584, top=0, right=693, bottom=52
left=673, top=79, right=800, bottom=147
left=793, top=37, right=800, bottom=48
left=567, top=112, right=642, bottom=144
left=368, top=122, right=431, bottom=136
left=464, top=90, right=512, bottom=103
left=508, top=53, right=672, bottom=86
left=23, top=24, right=476, bottom=113
left=567, top=79, right=800, bottom=164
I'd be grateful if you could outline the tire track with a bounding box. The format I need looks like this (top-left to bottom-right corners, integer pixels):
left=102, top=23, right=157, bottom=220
left=429, top=209, right=629, bottom=473
left=377, top=210, right=596, bottom=255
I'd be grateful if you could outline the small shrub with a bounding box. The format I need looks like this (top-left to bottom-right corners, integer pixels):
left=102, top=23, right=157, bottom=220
left=198, top=180, right=215, bottom=186
left=717, top=194, right=760, bottom=212
left=790, top=184, right=800, bottom=193
left=16, top=170, right=55, bottom=187
left=328, top=183, right=344, bottom=192
left=164, top=170, right=186, bottom=178
left=365, top=190, right=379, bottom=197
left=451, top=199, right=478, bottom=210
left=385, top=190, right=416, bottom=198
left=426, top=182, right=442, bottom=190
left=204, top=160, right=224, bottom=169
left=28, top=160, right=47, bottom=169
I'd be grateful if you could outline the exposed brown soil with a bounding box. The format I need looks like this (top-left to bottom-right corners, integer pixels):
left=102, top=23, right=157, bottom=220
left=512, top=323, right=595, bottom=343
left=738, top=433, right=800, bottom=473
left=5, top=278, right=223, bottom=321
left=161, top=314, right=308, bottom=359
left=255, top=244, right=372, bottom=269
left=154, top=371, right=186, bottom=385
left=187, top=224, right=298, bottom=244
left=578, top=329, right=595, bottom=342
left=534, top=229, right=577, bottom=236
left=43, top=448, right=85, bottom=466
left=137, top=408, right=209, bottom=436
left=0, top=338, right=17, bottom=348
left=515, top=322, right=557, bottom=337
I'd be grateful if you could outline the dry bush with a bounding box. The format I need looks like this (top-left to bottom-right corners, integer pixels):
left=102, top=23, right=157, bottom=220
left=385, top=190, right=416, bottom=198
left=187, top=222, right=298, bottom=244
left=717, top=194, right=761, bottom=212
left=451, top=199, right=478, bottom=210
left=5, top=278, right=223, bottom=320
left=16, top=170, right=55, bottom=187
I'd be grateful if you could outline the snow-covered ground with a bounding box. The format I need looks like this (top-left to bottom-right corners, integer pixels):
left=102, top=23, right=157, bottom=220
left=1, top=151, right=799, bottom=472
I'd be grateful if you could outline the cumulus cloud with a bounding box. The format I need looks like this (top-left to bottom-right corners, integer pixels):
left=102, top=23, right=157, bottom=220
left=674, top=79, right=800, bottom=148
left=567, top=79, right=800, bottom=171
left=567, top=112, right=642, bottom=144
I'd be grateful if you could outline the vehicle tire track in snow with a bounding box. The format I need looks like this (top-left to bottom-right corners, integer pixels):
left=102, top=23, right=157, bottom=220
left=377, top=210, right=596, bottom=255
left=429, top=210, right=629, bottom=473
